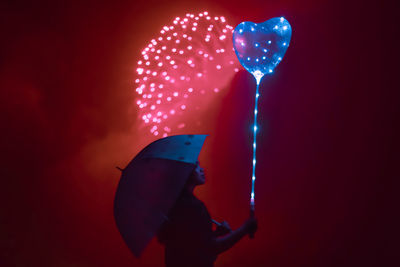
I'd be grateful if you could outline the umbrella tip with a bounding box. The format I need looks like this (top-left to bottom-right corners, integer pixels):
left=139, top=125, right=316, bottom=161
left=116, top=166, right=124, bottom=172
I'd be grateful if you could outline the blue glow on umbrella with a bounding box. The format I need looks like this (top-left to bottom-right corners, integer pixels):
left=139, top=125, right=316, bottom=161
left=232, top=17, right=292, bottom=208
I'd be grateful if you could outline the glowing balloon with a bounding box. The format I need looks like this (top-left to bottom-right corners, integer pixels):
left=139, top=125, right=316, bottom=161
left=233, top=17, right=292, bottom=84
left=232, top=17, right=292, bottom=211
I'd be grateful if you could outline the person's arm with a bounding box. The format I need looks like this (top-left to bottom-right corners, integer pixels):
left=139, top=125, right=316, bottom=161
left=213, top=217, right=257, bottom=254
left=214, top=221, right=232, bottom=237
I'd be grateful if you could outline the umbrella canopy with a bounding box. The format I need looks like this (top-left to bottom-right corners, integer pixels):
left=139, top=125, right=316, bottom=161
left=114, top=134, right=207, bottom=257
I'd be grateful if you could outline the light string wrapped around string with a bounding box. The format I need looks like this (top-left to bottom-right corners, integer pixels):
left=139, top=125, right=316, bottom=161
left=232, top=17, right=292, bottom=212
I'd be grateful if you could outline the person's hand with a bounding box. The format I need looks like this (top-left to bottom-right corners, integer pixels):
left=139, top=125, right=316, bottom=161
left=244, top=217, right=258, bottom=237
left=215, top=221, right=232, bottom=236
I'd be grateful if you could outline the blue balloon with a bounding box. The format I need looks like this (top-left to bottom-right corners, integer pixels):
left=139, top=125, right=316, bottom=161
left=233, top=17, right=292, bottom=83
left=232, top=17, right=292, bottom=210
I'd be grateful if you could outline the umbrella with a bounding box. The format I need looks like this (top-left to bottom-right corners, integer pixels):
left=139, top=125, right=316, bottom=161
left=114, top=134, right=207, bottom=258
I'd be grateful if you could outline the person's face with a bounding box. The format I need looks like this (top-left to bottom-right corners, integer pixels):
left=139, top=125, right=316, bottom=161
left=192, top=164, right=205, bottom=185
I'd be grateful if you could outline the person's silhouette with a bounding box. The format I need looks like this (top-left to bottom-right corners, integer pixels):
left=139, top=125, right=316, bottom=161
left=158, top=162, right=258, bottom=267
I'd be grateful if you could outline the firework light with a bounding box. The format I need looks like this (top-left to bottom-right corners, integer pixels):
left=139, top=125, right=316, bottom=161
left=135, top=11, right=240, bottom=137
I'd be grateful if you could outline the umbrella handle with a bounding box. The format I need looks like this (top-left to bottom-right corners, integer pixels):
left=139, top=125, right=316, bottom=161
left=249, top=204, right=255, bottom=239
left=116, top=166, right=124, bottom=172
left=211, top=219, right=221, bottom=226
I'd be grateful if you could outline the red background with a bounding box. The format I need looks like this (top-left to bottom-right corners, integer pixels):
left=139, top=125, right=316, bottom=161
left=1, top=0, right=397, bottom=266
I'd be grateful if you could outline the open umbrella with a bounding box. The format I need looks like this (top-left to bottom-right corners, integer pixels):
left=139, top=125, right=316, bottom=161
left=114, top=134, right=207, bottom=257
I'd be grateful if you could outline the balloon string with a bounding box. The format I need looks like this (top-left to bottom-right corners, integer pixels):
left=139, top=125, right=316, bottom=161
left=250, top=80, right=260, bottom=210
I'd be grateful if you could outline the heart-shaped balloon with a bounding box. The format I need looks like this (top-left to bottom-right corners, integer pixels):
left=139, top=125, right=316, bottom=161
left=232, top=17, right=292, bottom=83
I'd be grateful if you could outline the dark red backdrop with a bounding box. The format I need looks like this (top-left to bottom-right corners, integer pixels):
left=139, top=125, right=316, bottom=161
left=1, top=0, right=398, bottom=266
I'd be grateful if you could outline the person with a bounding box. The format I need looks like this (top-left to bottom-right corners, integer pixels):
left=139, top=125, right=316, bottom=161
left=157, top=162, right=258, bottom=267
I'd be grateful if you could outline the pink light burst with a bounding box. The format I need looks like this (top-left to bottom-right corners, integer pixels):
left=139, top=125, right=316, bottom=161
left=135, top=11, right=240, bottom=137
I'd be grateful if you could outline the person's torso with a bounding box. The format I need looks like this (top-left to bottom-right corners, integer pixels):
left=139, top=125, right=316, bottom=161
left=160, top=192, right=216, bottom=267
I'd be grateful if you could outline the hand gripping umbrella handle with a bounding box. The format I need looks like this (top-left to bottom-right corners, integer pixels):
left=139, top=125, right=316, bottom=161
left=249, top=204, right=255, bottom=239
